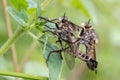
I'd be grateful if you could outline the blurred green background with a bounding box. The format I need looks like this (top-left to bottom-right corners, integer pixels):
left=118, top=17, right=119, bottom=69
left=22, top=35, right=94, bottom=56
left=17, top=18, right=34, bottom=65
left=0, top=0, right=120, bottom=80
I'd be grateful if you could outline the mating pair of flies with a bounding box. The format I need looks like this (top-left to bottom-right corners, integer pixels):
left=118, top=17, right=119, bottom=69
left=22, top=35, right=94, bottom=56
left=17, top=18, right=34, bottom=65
left=39, top=14, right=98, bottom=73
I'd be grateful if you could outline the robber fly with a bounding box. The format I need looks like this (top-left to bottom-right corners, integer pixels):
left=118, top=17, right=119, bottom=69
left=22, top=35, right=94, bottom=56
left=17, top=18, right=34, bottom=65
left=39, top=14, right=80, bottom=69
left=39, top=14, right=98, bottom=72
left=79, top=20, right=98, bottom=72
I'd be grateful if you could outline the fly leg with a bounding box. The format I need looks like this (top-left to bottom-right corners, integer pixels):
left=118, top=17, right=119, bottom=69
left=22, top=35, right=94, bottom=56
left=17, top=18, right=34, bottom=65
left=46, top=49, right=62, bottom=62
left=43, top=29, right=59, bottom=37
left=39, top=16, right=58, bottom=23
left=44, top=25, right=56, bottom=30
left=56, top=38, right=64, bottom=59
left=46, top=47, right=69, bottom=62
left=54, top=22, right=65, bottom=59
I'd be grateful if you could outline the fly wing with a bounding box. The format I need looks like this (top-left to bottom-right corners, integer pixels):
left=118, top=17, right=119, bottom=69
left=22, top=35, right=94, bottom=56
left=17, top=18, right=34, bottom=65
left=89, top=40, right=96, bottom=60
left=89, top=29, right=98, bottom=60
left=64, top=49, right=75, bottom=70
left=86, top=40, right=98, bottom=72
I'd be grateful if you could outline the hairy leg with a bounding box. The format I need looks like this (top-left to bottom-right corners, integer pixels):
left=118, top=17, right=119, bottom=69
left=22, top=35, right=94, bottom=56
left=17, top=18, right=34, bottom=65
left=46, top=47, right=69, bottom=62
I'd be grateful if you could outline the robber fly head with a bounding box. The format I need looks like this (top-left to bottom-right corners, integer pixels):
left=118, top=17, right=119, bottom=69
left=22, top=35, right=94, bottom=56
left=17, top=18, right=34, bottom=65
left=85, top=19, right=92, bottom=29
left=58, top=13, right=68, bottom=23
left=81, top=19, right=92, bottom=29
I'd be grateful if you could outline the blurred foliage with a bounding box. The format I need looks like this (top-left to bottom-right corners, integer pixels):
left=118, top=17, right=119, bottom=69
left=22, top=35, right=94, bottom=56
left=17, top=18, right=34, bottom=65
left=0, top=0, right=120, bottom=80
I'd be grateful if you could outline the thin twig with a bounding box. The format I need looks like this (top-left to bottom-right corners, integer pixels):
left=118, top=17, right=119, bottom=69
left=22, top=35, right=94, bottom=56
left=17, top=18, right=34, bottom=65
left=1, top=0, right=19, bottom=73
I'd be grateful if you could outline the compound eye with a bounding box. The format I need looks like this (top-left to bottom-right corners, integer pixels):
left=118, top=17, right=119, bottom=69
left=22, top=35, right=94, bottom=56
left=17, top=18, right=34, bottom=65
left=85, top=24, right=91, bottom=28
left=62, top=16, right=68, bottom=23
left=62, top=19, right=65, bottom=23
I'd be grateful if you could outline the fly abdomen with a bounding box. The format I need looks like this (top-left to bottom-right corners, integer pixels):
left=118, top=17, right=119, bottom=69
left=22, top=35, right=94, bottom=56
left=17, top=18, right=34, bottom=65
left=86, top=58, right=98, bottom=71
left=77, top=51, right=98, bottom=71
left=77, top=52, right=90, bottom=61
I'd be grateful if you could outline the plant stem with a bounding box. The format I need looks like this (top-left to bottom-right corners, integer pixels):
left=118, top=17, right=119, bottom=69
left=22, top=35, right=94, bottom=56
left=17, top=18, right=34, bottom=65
left=0, top=28, right=24, bottom=56
left=18, top=0, right=52, bottom=71
left=1, top=0, right=19, bottom=73
left=0, top=70, right=48, bottom=80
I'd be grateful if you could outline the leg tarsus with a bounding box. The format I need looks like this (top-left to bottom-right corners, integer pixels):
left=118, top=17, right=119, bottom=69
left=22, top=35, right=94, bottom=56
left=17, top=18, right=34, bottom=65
left=46, top=49, right=62, bottom=62
left=59, top=52, right=63, bottom=59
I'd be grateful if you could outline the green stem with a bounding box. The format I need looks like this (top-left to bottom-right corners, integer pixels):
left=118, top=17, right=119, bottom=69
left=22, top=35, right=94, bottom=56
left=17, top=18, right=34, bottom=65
left=0, top=28, right=24, bottom=56
left=0, top=70, right=48, bottom=80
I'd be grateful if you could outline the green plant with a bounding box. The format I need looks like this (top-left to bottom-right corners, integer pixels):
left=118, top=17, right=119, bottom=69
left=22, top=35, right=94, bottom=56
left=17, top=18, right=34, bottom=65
left=1, top=0, right=119, bottom=80
left=0, top=0, right=63, bottom=80
left=0, top=0, right=98, bottom=79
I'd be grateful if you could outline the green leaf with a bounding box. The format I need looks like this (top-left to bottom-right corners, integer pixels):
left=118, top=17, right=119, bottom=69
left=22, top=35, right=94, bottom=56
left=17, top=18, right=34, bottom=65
left=24, top=61, right=49, bottom=77
left=10, top=0, right=28, bottom=11
left=7, top=7, right=27, bottom=26
left=39, top=35, right=62, bottom=80
left=20, top=9, right=28, bottom=23
left=27, top=8, right=37, bottom=24
left=27, top=0, right=37, bottom=8
left=27, top=8, right=37, bottom=15
left=27, top=0, right=41, bottom=23
left=37, top=1, right=42, bottom=16
left=36, top=21, right=46, bottom=32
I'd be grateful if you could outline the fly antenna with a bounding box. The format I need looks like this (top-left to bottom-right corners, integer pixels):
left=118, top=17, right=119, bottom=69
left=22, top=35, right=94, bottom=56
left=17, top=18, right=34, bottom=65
left=87, top=19, right=91, bottom=25
left=63, top=12, right=66, bottom=19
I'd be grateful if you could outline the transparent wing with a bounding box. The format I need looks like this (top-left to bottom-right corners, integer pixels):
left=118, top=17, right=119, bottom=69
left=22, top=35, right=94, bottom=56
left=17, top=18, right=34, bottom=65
left=64, top=49, right=75, bottom=70
left=86, top=40, right=98, bottom=72
left=88, top=40, right=96, bottom=60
